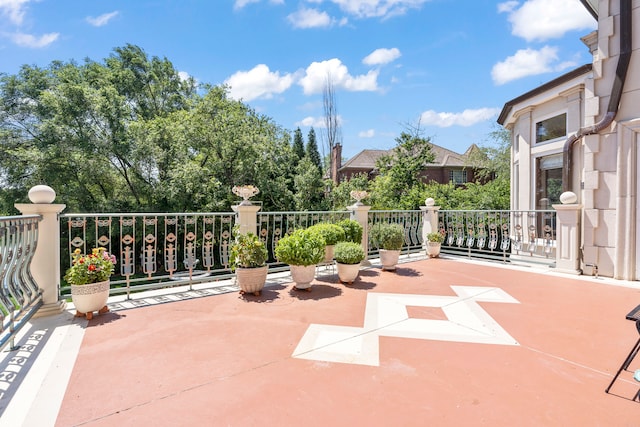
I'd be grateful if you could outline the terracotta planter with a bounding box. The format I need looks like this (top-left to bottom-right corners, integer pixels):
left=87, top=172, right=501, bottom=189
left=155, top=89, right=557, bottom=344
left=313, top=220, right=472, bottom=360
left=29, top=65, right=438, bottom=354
left=322, top=245, right=335, bottom=264
left=337, top=262, right=361, bottom=284
left=71, top=280, right=110, bottom=320
left=426, top=242, right=441, bottom=258
left=290, top=264, right=316, bottom=290
left=379, top=249, right=400, bottom=271
left=236, top=265, right=268, bottom=296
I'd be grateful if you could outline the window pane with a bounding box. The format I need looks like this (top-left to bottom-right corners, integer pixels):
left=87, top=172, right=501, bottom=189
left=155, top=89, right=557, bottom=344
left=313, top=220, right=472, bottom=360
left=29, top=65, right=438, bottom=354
left=536, top=113, right=566, bottom=143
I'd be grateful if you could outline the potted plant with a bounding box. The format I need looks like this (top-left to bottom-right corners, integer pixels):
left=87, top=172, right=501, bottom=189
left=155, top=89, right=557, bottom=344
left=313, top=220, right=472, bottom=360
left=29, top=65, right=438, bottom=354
left=308, top=223, right=345, bottom=264
left=370, top=223, right=404, bottom=271
left=230, top=231, right=269, bottom=296
left=275, top=228, right=325, bottom=291
left=334, top=242, right=365, bottom=284
left=336, top=219, right=363, bottom=244
left=64, top=247, right=117, bottom=320
left=426, top=232, right=444, bottom=258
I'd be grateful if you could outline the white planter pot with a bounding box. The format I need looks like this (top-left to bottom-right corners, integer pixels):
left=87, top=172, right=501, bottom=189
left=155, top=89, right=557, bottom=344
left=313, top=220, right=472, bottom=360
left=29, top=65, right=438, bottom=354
left=71, top=280, right=110, bottom=320
left=322, top=245, right=335, bottom=264
left=290, top=264, right=316, bottom=290
left=236, top=265, right=268, bottom=296
left=337, top=262, right=361, bottom=284
left=379, top=249, right=400, bottom=271
left=426, top=242, right=441, bottom=258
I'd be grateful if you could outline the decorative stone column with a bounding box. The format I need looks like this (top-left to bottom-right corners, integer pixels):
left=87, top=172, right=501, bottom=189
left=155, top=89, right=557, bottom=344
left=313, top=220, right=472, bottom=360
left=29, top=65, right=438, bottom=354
left=15, top=185, right=67, bottom=317
left=420, top=197, right=440, bottom=248
left=232, top=204, right=262, bottom=235
left=553, top=191, right=582, bottom=275
left=231, top=185, right=262, bottom=235
left=347, top=192, right=371, bottom=265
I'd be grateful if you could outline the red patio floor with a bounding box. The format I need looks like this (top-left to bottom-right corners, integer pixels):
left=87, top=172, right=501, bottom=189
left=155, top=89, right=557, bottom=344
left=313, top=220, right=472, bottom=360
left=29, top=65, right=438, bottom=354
left=55, top=258, right=640, bottom=426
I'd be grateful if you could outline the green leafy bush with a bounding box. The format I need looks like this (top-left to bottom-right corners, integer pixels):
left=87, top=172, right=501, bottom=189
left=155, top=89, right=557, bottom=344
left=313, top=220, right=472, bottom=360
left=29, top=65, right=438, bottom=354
left=308, top=223, right=345, bottom=245
left=334, top=242, right=365, bottom=265
left=230, top=232, right=268, bottom=270
left=370, top=223, right=404, bottom=250
left=426, top=232, right=444, bottom=243
left=336, top=219, right=363, bottom=244
left=275, top=229, right=325, bottom=266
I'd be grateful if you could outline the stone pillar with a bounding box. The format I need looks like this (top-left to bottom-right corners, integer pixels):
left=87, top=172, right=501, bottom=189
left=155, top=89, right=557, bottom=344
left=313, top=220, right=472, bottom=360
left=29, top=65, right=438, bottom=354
left=347, top=202, right=371, bottom=264
left=553, top=191, right=582, bottom=275
left=232, top=204, right=262, bottom=236
left=15, top=185, right=67, bottom=317
left=420, top=197, right=440, bottom=248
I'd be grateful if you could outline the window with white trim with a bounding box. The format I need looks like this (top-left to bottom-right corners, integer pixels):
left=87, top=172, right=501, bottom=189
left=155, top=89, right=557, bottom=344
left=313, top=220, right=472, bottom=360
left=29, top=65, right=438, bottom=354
left=449, top=170, right=467, bottom=185
left=536, top=113, right=566, bottom=143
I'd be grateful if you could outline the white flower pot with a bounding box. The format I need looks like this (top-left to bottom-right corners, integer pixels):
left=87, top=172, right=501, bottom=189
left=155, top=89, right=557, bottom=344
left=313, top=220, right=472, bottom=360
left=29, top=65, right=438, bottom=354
left=290, top=264, right=316, bottom=290
left=426, top=242, right=441, bottom=258
left=337, top=262, right=361, bottom=284
left=236, top=265, right=268, bottom=296
left=322, top=245, right=335, bottom=264
left=71, top=280, right=110, bottom=320
left=379, top=249, right=400, bottom=271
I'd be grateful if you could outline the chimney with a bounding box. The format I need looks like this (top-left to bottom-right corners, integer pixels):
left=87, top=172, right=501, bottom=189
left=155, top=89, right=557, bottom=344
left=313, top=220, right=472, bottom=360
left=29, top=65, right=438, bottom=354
left=331, top=143, right=342, bottom=184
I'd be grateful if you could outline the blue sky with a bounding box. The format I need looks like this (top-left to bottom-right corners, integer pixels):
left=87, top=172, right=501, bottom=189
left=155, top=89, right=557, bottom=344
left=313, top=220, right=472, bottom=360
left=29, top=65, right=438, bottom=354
left=0, top=0, right=596, bottom=160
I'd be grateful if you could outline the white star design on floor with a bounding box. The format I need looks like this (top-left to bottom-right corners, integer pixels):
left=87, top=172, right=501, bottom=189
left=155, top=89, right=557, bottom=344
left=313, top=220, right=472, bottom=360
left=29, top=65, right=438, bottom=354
left=292, top=286, right=520, bottom=366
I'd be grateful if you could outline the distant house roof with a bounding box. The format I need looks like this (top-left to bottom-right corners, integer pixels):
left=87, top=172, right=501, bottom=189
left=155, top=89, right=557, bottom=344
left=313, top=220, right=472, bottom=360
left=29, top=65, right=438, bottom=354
left=339, top=143, right=475, bottom=173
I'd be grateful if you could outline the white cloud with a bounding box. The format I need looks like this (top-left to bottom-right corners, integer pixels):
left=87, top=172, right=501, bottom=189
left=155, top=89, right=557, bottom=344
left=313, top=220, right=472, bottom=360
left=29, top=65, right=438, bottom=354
left=419, top=107, right=500, bottom=128
left=296, top=116, right=326, bottom=128
left=499, top=0, right=595, bottom=42
left=86, top=11, right=119, bottom=27
left=288, top=8, right=333, bottom=29
left=0, top=0, right=30, bottom=25
left=234, top=0, right=284, bottom=9
left=9, top=31, right=59, bottom=48
left=326, top=0, right=430, bottom=19
left=298, top=58, right=379, bottom=94
left=363, top=48, right=401, bottom=66
left=491, top=46, right=576, bottom=85
left=358, top=129, right=375, bottom=138
left=225, top=64, right=295, bottom=102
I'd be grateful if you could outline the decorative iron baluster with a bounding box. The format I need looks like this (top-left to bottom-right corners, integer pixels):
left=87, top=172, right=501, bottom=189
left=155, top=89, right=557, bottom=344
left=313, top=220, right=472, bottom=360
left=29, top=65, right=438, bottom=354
left=543, top=224, right=553, bottom=257
left=142, top=217, right=157, bottom=277
left=120, top=217, right=136, bottom=299
left=95, top=218, right=112, bottom=251
left=528, top=224, right=537, bottom=255
left=164, top=217, right=178, bottom=277
left=500, top=223, right=511, bottom=251
left=219, top=216, right=232, bottom=269
left=202, top=216, right=216, bottom=271
left=476, top=214, right=487, bottom=249
left=488, top=224, right=498, bottom=250
left=68, top=218, right=86, bottom=265
left=183, top=216, right=198, bottom=289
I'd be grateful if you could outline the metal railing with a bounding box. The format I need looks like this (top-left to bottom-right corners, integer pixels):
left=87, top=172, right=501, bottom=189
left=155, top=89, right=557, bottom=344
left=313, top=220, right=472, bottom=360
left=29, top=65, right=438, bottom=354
left=368, top=210, right=424, bottom=256
left=60, top=210, right=352, bottom=298
left=257, top=210, right=350, bottom=269
left=0, top=215, right=43, bottom=352
left=59, top=208, right=559, bottom=299
left=438, top=209, right=556, bottom=266
left=60, top=212, right=237, bottom=299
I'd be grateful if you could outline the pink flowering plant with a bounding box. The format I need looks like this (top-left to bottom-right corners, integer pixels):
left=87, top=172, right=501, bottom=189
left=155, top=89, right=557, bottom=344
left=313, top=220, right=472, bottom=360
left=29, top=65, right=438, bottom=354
left=64, top=247, right=117, bottom=285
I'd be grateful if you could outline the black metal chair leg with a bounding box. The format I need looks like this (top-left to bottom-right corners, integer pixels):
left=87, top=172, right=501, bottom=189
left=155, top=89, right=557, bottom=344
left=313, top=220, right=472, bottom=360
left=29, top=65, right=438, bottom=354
left=606, top=337, right=640, bottom=393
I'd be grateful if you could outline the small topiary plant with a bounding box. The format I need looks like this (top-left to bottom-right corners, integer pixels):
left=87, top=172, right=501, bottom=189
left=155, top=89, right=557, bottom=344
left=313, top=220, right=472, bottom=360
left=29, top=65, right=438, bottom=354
left=230, top=231, right=268, bottom=270
left=275, top=228, right=325, bottom=266
left=334, top=242, right=365, bottom=265
left=426, top=232, right=444, bottom=243
left=370, top=223, right=404, bottom=250
left=308, top=223, right=345, bottom=246
left=336, top=219, right=363, bottom=244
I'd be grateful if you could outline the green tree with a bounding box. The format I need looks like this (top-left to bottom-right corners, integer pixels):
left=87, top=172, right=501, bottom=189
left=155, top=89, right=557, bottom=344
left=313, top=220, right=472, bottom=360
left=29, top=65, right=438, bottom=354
left=306, top=127, right=322, bottom=171
left=369, top=130, right=435, bottom=209
left=292, top=127, right=305, bottom=165
left=293, top=157, right=325, bottom=211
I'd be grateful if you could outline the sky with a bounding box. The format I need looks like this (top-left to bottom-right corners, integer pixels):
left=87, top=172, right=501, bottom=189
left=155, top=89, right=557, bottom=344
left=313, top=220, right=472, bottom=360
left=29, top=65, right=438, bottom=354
left=0, top=0, right=596, bottom=160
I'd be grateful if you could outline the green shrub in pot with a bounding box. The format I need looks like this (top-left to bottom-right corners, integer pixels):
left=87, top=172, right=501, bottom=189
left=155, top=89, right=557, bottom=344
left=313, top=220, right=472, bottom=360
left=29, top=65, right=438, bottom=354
left=334, top=242, right=365, bottom=265
left=336, top=219, right=363, bottom=244
left=370, top=223, right=404, bottom=250
left=275, top=229, right=325, bottom=266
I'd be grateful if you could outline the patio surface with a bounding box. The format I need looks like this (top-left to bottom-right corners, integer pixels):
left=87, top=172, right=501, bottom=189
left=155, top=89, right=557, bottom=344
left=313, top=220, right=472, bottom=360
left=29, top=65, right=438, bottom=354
left=2, top=255, right=640, bottom=426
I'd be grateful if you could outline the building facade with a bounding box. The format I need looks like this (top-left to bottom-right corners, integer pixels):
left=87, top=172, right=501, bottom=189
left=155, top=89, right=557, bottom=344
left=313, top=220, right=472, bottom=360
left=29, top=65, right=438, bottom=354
left=498, top=0, right=639, bottom=280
